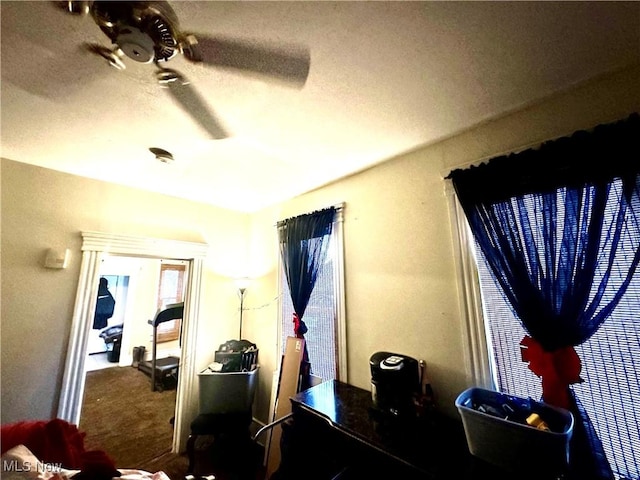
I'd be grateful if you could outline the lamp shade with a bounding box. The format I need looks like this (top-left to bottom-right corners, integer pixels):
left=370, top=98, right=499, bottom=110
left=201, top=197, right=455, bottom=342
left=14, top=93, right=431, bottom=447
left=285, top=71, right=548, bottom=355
left=235, top=277, right=251, bottom=292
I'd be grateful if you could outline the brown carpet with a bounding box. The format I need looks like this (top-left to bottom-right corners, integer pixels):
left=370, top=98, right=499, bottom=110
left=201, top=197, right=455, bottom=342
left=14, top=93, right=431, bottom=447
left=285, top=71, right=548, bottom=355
left=80, top=365, right=189, bottom=479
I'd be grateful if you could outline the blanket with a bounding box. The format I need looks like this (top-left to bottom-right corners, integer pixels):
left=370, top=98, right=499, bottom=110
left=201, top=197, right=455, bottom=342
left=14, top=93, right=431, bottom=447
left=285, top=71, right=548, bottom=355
left=1, top=419, right=120, bottom=480
left=1, top=445, right=170, bottom=480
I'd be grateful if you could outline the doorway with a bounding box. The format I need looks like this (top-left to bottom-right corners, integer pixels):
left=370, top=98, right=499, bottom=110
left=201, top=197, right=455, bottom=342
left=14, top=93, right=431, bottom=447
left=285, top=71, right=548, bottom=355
left=58, top=231, right=208, bottom=453
left=81, top=256, right=189, bottom=465
left=85, top=257, right=188, bottom=372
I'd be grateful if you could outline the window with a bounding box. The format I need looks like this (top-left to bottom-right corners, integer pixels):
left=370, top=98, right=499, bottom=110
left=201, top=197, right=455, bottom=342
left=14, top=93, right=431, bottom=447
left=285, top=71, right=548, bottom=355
left=460, top=182, right=640, bottom=480
left=279, top=206, right=346, bottom=382
left=156, top=261, right=187, bottom=343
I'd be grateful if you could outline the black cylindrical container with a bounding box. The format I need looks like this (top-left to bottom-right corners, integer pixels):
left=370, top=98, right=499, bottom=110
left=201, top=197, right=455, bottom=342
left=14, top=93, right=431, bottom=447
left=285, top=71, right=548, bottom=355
left=107, top=338, right=121, bottom=363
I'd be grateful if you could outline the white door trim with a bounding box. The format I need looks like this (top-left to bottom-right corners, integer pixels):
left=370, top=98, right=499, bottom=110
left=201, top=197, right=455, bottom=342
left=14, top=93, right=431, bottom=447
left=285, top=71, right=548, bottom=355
left=58, top=231, right=208, bottom=453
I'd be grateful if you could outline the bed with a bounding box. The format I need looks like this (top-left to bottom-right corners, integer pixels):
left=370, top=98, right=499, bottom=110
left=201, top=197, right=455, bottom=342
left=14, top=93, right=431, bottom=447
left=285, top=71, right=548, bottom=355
left=0, top=419, right=171, bottom=480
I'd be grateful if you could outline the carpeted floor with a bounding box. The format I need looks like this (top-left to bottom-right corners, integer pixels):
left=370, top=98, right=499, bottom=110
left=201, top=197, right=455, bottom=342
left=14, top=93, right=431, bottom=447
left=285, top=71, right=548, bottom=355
left=80, top=365, right=189, bottom=479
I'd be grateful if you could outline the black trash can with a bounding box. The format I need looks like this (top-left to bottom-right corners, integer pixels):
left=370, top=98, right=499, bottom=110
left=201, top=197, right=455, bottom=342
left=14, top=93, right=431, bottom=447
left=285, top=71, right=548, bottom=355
left=107, top=337, right=122, bottom=363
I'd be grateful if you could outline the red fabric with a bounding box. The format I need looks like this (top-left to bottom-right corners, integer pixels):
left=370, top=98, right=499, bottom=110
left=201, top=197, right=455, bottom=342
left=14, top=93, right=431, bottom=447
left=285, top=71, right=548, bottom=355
left=292, top=312, right=309, bottom=363
left=292, top=313, right=302, bottom=338
left=520, top=335, right=583, bottom=409
left=1, top=419, right=119, bottom=478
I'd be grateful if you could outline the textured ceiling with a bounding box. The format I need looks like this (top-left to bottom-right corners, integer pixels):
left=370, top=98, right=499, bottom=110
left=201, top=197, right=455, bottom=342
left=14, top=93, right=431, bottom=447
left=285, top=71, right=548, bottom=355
left=2, top=1, right=639, bottom=212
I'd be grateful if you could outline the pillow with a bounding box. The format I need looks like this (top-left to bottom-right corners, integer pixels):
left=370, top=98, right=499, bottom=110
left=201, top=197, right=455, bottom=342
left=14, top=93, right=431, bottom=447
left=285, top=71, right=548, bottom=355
left=0, top=444, right=80, bottom=479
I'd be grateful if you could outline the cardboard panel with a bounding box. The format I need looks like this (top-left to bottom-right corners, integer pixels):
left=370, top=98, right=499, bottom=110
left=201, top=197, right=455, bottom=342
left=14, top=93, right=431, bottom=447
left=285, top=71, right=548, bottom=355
left=265, top=336, right=306, bottom=478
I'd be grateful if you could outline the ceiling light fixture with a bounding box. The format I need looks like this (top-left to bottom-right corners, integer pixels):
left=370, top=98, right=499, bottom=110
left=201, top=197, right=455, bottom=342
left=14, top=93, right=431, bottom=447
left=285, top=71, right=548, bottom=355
left=149, top=147, right=174, bottom=164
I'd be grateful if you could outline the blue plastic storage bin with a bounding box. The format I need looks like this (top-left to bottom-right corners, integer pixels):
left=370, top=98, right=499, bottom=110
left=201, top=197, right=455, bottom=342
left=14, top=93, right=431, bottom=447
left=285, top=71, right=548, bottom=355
left=455, top=387, right=574, bottom=476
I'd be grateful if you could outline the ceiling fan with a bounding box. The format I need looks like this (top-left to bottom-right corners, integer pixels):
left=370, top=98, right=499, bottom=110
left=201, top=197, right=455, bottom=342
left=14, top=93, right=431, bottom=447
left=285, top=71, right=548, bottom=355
left=55, top=1, right=311, bottom=139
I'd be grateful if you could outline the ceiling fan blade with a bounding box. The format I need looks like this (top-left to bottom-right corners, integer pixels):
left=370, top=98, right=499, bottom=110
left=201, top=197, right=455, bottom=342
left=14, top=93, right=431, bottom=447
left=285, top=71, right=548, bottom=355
left=84, top=42, right=127, bottom=70
left=159, top=70, right=229, bottom=140
left=183, top=35, right=310, bottom=88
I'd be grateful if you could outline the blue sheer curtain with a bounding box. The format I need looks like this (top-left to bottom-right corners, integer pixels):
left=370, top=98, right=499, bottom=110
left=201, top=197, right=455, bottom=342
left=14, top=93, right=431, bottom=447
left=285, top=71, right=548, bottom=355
left=278, top=207, right=336, bottom=385
left=448, top=114, right=640, bottom=479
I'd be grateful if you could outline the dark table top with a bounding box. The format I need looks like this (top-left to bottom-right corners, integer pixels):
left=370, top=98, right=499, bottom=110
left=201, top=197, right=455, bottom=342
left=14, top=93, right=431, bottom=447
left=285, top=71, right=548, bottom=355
left=290, top=379, right=470, bottom=477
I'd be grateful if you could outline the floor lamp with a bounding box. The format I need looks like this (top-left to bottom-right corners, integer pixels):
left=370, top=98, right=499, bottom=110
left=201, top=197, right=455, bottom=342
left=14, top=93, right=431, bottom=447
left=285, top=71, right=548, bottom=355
left=236, top=277, right=250, bottom=340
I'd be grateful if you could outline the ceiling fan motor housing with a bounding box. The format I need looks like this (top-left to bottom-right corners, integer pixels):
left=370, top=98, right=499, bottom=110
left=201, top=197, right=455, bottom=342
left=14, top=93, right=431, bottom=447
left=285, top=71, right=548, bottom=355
left=90, top=1, right=180, bottom=63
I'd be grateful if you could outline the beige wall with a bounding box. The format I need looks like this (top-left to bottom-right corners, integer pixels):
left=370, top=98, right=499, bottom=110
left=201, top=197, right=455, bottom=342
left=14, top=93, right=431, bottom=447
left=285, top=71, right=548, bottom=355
left=1, top=63, right=638, bottom=431
left=0, top=162, right=251, bottom=423
left=247, top=63, right=640, bottom=419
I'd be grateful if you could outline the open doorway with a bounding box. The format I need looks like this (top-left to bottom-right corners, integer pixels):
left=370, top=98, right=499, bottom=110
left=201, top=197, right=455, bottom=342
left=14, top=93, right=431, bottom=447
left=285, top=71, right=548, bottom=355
left=85, top=257, right=189, bottom=375
left=80, top=256, right=189, bottom=465
left=58, top=231, right=208, bottom=454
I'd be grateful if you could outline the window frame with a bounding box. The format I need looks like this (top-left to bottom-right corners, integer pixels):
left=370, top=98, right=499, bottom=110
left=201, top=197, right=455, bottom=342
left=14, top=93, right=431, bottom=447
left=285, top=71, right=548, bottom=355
left=447, top=186, right=495, bottom=389
left=156, top=261, right=187, bottom=343
left=447, top=181, right=640, bottom=479
left=276, top=204, right=347, bottom=383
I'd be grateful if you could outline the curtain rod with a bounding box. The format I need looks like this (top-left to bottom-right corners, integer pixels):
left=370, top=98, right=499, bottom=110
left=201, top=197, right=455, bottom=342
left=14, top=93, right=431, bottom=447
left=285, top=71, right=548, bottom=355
left=440, top=115, right=632, bottom=179
left=441, top=138, right=544, bottom=180
left=276, top=202, right=344, bottom=227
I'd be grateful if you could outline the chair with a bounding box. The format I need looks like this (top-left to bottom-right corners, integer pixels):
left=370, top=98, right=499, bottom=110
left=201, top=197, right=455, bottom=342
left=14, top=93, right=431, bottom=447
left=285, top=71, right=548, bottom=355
left=187, top=367, right=261, bottom=478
